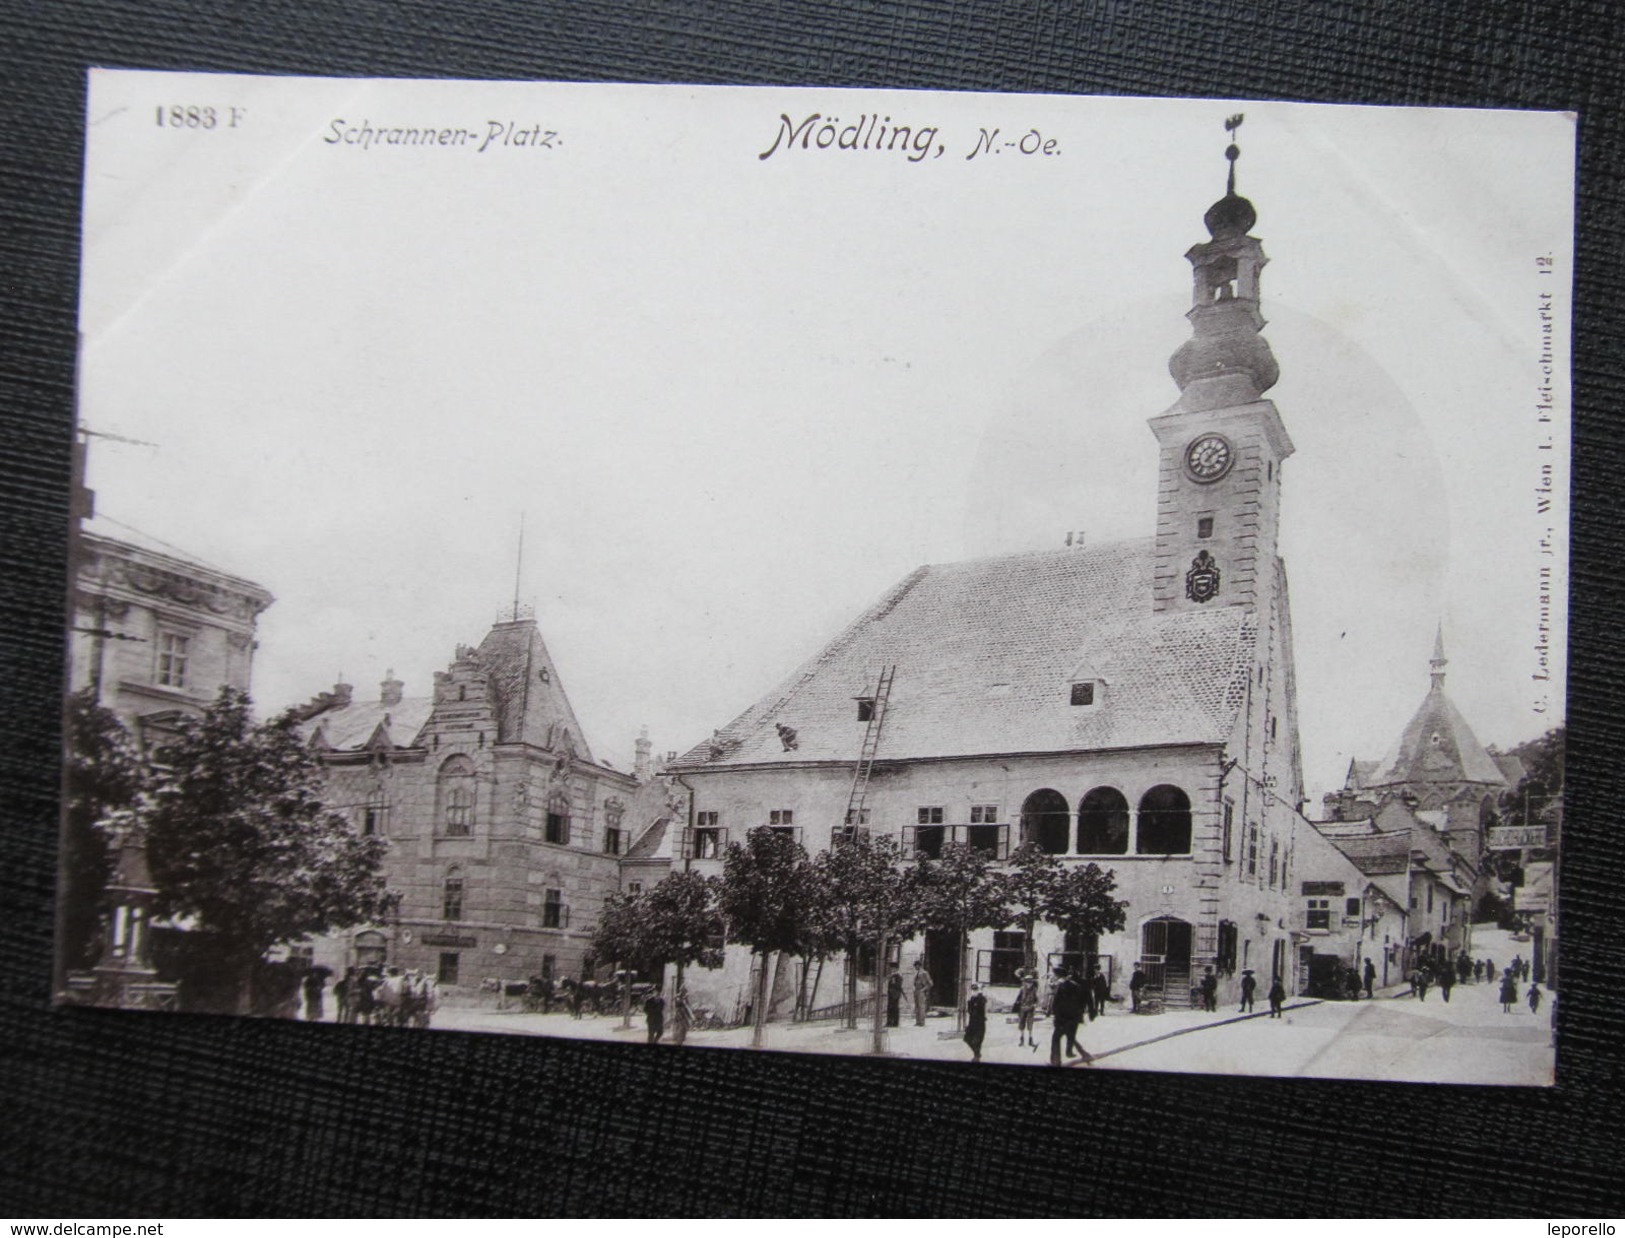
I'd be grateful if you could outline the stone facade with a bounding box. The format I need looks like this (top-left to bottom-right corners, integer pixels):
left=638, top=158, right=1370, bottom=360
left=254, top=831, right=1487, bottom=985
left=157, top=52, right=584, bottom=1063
left=299, top=618, right=673, bottom=989
left=70, top=523, right=274, bottom=738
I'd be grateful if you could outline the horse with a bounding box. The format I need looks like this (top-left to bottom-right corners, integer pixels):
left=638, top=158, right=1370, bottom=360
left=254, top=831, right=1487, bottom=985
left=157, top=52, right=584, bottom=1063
left=373, top=969, right=407, bottom=1027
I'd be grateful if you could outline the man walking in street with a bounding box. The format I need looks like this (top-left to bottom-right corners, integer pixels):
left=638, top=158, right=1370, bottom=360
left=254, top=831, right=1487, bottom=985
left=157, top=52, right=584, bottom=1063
left=1363, top=957, right=1376, bottom=1000
left=1091, top=966, right=1110, bottom=1021
left=1267, top=974, right=1286, bottom=1018
left=911, top=959, right=932, bottom=1027
left=1239, top=968, right=1257, bottom=1013
left=963, top=983, right=988, bottom=1063
left=1200, top=966, right=1218, bottom=1013
left=1050, top=967, right=1088, bottom=1066
left=1129, top=965, right=1146, bottom=1013
left=644, top=989, right=666, bottom=1044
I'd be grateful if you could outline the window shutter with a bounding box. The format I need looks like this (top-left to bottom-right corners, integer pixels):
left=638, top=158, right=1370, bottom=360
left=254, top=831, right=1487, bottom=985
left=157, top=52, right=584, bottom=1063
left=900, top=825, right=916, bottom=858
left=680, top=827, right=694, bottom=861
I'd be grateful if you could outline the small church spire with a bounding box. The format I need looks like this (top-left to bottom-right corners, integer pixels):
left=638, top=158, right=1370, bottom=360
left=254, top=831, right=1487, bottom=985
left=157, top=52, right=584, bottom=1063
left=1430, top=623, right=1448, bottom=689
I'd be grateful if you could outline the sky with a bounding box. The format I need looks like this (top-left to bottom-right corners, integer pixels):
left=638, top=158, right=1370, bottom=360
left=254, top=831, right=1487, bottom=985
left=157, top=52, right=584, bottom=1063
left=77, top=74, right=1574, bottom=804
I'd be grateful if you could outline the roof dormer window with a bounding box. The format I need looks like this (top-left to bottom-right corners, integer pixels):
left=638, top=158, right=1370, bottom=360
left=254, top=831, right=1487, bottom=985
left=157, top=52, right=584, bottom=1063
left=1070, top=681, right=1095, bottom=707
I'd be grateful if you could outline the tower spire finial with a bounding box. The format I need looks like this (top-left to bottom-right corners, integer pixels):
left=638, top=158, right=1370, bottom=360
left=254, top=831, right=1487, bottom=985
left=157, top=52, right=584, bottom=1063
left=1430, top=623, right=1448, bottom=689
left=1224, top=113, right=1244, bottom=197
left=512, top=511, right=525, bottom=622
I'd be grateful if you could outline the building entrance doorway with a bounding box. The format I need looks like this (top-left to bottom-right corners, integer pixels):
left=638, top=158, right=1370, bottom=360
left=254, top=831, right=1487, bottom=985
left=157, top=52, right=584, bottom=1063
left=1141, top=917, right=1193, bottom=1007
left=924, top=929, right=961, bottom=1007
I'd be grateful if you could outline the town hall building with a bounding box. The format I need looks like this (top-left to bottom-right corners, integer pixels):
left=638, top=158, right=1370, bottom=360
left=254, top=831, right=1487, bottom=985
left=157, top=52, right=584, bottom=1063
left=667, top=142, right=1308, bottom=1018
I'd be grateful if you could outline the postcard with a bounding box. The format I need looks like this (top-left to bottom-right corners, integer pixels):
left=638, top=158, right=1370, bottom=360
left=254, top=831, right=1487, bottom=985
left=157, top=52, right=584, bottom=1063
left=62, top=71, right=1571, bottom=1084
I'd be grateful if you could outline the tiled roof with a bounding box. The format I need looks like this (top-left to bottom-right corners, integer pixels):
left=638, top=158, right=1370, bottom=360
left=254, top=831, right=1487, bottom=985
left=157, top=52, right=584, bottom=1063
left=1323, top=830, right=1412, bottom=876
left=1365, top=683, right=1507, bottom=789
left=670, top=538, right=1256, bottom=770
left=301, top=697, right=435, bottom=751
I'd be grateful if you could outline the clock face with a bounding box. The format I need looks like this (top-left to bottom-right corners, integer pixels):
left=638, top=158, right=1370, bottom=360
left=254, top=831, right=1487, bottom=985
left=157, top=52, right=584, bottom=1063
left=1185, top=433, right=1234, bottom=482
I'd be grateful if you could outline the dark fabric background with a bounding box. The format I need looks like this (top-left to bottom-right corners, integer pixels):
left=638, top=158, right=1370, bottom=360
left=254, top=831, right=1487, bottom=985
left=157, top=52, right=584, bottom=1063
left=2, top=0, right=1620, bottom=1218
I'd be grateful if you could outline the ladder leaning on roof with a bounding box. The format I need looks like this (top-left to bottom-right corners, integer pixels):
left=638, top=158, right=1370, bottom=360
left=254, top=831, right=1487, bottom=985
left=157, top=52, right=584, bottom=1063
left=841, top=664, right=895, bottom=843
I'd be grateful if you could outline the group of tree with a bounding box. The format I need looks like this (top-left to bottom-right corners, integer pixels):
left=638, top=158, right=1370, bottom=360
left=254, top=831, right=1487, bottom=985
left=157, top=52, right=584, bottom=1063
left=590, top=826, right=1127, bottom=1051
left=62, top=687, right=390, bottom=1013
left=1479, top=725, right=1564, bottom=928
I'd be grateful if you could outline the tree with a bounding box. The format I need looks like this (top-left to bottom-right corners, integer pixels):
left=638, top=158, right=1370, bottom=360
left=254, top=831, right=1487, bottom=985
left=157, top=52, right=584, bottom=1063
left=998, top=842, right=1062, bottom=973
left=590, top=889, right=657, bottom=1027
left=644, top=869, right=724, bottom=995
left=1486, top=726, right=1565, bottom=893
left=59, top=690, right=149, bottom=974
left=1043, top=861, right=1129, bottom=971
left=813, top=835, right=925, bottom=1052
left=912, top=842, right=1009, bottom=1029
left=717, top=825, right=816, bottom=1048
left=144, top=688, right=388, bottom=1013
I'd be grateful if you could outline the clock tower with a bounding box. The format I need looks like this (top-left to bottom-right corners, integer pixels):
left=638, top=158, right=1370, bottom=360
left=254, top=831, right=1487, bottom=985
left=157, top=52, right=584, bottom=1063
left=1149, top=120, right=1294, bottom=614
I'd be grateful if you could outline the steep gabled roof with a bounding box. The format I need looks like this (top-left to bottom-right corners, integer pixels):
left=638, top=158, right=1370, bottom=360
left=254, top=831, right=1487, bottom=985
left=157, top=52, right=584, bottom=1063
left=1365, top=682, right=1507, bottom=789
left=475, top=620, right=596, bottom=760
left=670, top=538, right=1256, bottom=770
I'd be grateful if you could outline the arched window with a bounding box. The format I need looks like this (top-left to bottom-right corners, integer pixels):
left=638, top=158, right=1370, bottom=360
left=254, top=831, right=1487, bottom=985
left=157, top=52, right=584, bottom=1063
left=1020, top=789, right=1070, bottom=855
left=1136, top=785, right=1192, bottom=855
left=1076, top=786, right=1129, bottom=855
left=442, top=867, right=464, bottom=921
left=438, top=755, right=476, bottom=837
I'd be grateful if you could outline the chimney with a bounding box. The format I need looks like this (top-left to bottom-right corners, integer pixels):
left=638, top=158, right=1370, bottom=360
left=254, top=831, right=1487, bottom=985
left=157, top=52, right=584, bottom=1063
left=333, top=677, right=353, bottom=707
left=380, top=668, right=404, bottom=707
left=634, top=725, right=652, bottom=780
left=1065, top=530, right=1085, bottom=549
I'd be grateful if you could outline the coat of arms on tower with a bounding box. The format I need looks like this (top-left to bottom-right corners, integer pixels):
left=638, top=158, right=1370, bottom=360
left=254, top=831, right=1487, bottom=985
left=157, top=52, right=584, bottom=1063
left=1186, top=550, right=1221, bottom=603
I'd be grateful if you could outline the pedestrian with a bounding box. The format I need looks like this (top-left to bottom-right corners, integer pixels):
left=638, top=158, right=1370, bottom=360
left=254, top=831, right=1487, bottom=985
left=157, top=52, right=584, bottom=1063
left=1438, top=966, right=1453, bottom=1003
left=1414, top=966, right=1429, bottom=1002
left=1500, top=968, right=1518, bottom=1013
left=1082, top=966, right=1099, bottom=1022
left=1015, top=967, right=1039, bottom=1050
left=886, top=969, right=903, bottom=1028
left=963, top=983, right=988, bottom=1062
left=1527, top=982, right=1543, bottom=1015
left=644, top=989, right=666, bottom=1044
left=334, top=967, right=352, bottom=1024
left=1129, top=965, right=1146, bottom=1013
left=671, top=984, right=692, bottom=1046
left=1267, top=974, right=1286, bottom=1018
left=911, top=959, right=932, bottom=1027
left=1091, top=967, right=1110, bottom=1020
left=1200, top=966, right=1218, bottom=1013
left=1457, top=953, right=1471, bottom=986
left=1239, top=969, right=1257, bottom=1013
left=1511, top=954, right=1523, bottom=984
left=1363, top=958, right=1376, bottom=1000
left=1472, top=959, right=1482, bottom=983
left=1050, top=968, right=1087, bottom=1067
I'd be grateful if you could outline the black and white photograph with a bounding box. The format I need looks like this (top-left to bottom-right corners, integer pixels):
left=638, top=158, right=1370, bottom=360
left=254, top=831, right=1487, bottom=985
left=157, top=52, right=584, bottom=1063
left=60, top=71, right=1571, bottom=1086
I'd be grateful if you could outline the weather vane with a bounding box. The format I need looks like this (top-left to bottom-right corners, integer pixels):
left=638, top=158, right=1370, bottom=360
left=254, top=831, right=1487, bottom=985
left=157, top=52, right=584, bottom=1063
left=1224, top=113, right=1244, bottom=195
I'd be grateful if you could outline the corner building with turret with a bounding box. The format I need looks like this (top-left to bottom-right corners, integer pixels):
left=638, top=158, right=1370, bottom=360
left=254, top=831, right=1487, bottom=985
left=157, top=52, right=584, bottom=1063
left=667, top=144, right=1309, bottom=1019
left=296, top=616, right=680, bottom=989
